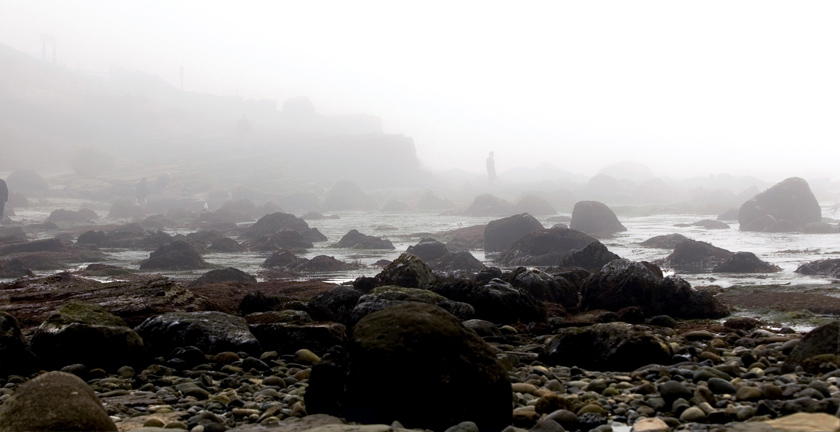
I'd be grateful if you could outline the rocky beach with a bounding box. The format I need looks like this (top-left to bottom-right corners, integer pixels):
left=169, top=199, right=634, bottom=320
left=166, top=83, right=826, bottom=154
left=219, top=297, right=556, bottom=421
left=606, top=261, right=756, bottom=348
left=0, top=170, right=840, bottom=432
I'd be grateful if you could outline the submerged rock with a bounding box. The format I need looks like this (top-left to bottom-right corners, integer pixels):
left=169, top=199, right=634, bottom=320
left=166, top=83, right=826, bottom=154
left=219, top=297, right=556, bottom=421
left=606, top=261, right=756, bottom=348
left=139, top=240, right=210, bottom=270
left=660, top=239, right=733, bottom=272
left=640, top=233, right=690, bottom=249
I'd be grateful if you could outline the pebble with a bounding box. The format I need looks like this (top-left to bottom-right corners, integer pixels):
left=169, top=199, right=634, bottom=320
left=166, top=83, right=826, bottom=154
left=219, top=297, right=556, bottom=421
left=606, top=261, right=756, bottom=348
left=679, top=406, right=706, bottom=422
left=632, top=417, right=670, bottom=432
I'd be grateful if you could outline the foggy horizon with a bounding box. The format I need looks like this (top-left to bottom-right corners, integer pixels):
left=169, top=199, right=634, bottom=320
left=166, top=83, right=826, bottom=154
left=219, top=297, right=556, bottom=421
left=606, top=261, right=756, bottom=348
left=1, top=1, right=839, bottom=182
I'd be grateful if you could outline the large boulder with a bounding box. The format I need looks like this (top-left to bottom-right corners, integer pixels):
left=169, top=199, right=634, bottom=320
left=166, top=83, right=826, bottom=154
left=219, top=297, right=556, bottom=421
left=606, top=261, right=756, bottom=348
left=484, top=213, right=544, bottom=253
left=541, top=322, right=673, bottom=371
left=581, top=259, right=729, bottom=319
left=238, top=212, right=312, bottom=241
left=0, top=259, right=31, bottom=278
left=373, top=254, right=437, bottom=288
left=139, top=240, right=210, bottom=270
left=660, top=239, right=733, bottom=272
left=0, top=371, right=117, bottom=432
left=135, top=311, right=261, bottom=357
left=712, top=252, right=781, bottom=273
left=29, top=301, right=145, bottom=371
left=321, top=180, right=377, bottom=211
left=496, top=227, right=597, bottom=267
left=247, top=229, right=314, bottom=251
left=739, top=177, right=821, bottom=231
left=463, top=194, right=515, bottom=217
left=429, top=279, right=546, bottom=324
left=6, top=169, right=48, bottom=194
left=428, top=251, right=487, bottom=273
left=305, top=303, right=511, bottom=431
left=334, top=229, right=394, bottom=249
left=782, top=321, right=840, bottom=373
left=558, top=240, right=621, bottom=271
left=570, top=201, right=627, bottom=237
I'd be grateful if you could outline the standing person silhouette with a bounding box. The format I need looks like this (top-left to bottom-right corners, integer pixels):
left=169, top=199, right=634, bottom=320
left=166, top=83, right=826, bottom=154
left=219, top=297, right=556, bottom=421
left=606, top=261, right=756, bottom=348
left=0, top=178, right=7, bottom=227
left=486, top=151, right=497, bottom=188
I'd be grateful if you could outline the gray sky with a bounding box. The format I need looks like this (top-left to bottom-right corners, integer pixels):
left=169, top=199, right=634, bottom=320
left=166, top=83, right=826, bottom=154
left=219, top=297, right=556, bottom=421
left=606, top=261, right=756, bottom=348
left=1, top=1, right=838, bottom=180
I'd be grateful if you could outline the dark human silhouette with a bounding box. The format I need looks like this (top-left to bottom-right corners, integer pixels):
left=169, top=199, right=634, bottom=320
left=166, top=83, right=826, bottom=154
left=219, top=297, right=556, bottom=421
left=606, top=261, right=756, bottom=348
left=486, top=151, right=497, bottom=188
left=134, top=178, right=148, bottom=209
left=0, top=178, right=7, bottom=226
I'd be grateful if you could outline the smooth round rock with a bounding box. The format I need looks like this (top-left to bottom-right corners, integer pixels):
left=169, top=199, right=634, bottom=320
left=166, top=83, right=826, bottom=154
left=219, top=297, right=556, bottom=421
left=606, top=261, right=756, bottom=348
left=679, top=406, right=707, bottom=422
left=632, top=417, right=670, bottom=432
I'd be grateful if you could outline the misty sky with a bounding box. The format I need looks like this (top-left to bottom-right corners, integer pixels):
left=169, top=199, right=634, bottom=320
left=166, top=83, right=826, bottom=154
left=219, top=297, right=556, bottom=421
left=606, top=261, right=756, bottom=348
left=1, top=1, right=838, bottom=180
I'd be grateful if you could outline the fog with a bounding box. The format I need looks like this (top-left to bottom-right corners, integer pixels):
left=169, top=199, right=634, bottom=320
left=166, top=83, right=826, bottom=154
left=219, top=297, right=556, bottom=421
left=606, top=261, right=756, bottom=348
left=1, top=1, right=840, bottom=208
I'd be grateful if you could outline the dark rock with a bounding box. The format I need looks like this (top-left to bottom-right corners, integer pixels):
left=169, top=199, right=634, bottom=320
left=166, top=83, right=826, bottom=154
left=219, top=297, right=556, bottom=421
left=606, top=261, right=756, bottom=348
left=509, top=267, right=579, bottom=309
left=542, top=322, right=673, bottom=371
left=291, top=255, right=351, bottom=272
left=262, top=249, right=306, bottom=268
left=334, top=229, right=394, bottom=249
left=1, top=237, right=68, bottom=254
left=582, top=258, right=729, bottom=319
left=429, top=278, right=547, bottom=324
left=0, top=259, right=31, bottom=278
left=659, top=380, right=693, bottom=406
left=569, top=201, right=627, bottom=237
left=640, top=233, right=690, bottom=249
left=496, top=228, right=598, bottom=267
left=139, top=240, right=210, bottom=270
left=463, top=194, right=515, bottom=217
left=0, top=371, right=117, bottom=432
left=248, top=229, right=313, bottom=251
left=661, top=239, right=733, bottom=272
left=783, top=321, right=840, bottom=373
left=739, top=177, right=821, bottom=231
left=321, top=180, right=377, bottom=211
left=617, top=306, right=645, bottom=324
left=484, top=213, right=544, bottom=253
left=558, top=240, right=621, bottom=272
left=307, top=287, right=364, bottom=325
left=238, top=291, right=283, bottom=315
left=724, top=317, right=761, bottom=331
left=0, top=312, right=35, bottom=376
left=373, top=254, right=437, bottom=288
left=713, top=251, right=781, bottom=273
left=135, top=311, right=261, bottom=357
left=406, top=238, right=449, bottom=262
left=462, top=319, right=503, bottom=339
left=796, top=259, right=840, bottom=279
left=191, top=267, right=257, bottom=286
left=513, top=195, right=557, bottom=216
left=350, top=286, right=475, bottom=324
left=101, top=223, right=148, bottom=248
left=0, top=274, right=211, bottom=330
left=47, top=208, right=98, bottom=223
left=302, top=227, right=329, bottom=242
left=30, top=301, right=145, bottom=371
left=209, top=237, right=244, bottom=252
left=647, top=315, right=677, bottom=328
left=238, top=212, right=311, bottom=241
left=305, top=303, right=511, bottom=431
left=249, top=319, right=346, bottom=355
left=689, top=219, right=730, bottom=229
left=429, top=251, right=487, bottom=272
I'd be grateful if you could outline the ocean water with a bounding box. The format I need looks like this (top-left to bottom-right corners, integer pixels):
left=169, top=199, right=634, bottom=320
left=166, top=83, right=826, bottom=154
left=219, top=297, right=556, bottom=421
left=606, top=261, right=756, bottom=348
left=6, top=204, right=840, bottom=308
